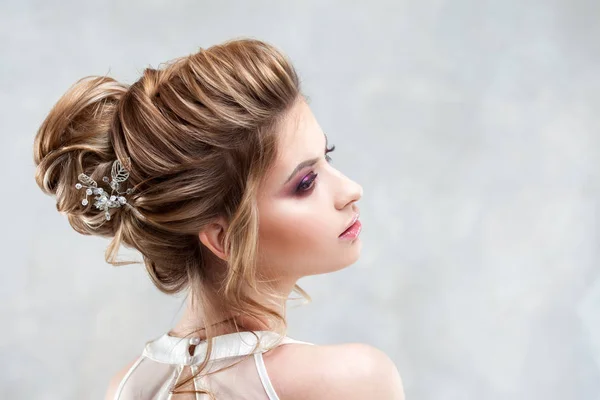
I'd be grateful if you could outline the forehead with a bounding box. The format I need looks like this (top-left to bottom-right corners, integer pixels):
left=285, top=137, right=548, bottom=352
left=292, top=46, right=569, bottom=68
left=279, top=99, right=320, bottom=153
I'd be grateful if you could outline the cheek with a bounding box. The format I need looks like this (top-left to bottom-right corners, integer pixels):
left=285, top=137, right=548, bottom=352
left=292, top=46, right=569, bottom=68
left=258, top=203, right=333, bottom=267
left=262, top=208, right=324, bottom=248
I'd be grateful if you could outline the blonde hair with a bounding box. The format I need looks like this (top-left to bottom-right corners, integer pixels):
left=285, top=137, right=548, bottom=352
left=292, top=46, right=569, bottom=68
left=33, top=38, right=311, bottom=397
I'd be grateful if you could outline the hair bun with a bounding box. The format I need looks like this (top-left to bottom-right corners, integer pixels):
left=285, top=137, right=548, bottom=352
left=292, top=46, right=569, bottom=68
left=33, top=76, right=129, bottom=234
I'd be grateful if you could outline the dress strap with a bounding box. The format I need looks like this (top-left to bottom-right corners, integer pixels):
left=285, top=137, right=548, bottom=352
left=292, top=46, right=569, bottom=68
left=254, top=352, right=280, bottom=400
left=113, top=355, right=144, bottom=400
left=278, top=336, right=315, bottom=346
left=253, top=336, right=315, bottom=399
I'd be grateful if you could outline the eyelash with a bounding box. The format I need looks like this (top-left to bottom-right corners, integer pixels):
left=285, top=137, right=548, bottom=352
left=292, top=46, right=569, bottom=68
left=296, top=144, right=336, bottom=193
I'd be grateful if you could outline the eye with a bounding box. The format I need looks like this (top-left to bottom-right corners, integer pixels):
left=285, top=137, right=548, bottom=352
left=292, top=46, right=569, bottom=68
left=295, top=144, right=336, bottom=194
left=296, top=172, right=318, bottom=193
left=325, top=144, right=336, bottom=163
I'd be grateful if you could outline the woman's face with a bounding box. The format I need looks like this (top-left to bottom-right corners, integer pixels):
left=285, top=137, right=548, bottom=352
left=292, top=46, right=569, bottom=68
left=256, top=98, right=363, bottom=280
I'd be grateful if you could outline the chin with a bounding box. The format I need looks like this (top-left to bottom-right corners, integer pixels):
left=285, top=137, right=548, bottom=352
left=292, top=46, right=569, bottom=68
left=342, top=238, right=363, bottom=266
left=321, top=240, right=364, bottom=274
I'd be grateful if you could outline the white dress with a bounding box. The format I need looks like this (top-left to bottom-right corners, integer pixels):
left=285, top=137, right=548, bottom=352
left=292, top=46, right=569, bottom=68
left=113, top=330, right=315, bottom=400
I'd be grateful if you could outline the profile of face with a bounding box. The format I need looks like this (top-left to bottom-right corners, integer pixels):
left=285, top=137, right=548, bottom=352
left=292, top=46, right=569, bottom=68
left=256, top=98, right=363, bottom=281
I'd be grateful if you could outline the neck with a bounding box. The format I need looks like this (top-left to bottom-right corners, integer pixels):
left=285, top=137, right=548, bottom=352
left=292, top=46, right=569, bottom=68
left=169, top=275, right=299, bottom=339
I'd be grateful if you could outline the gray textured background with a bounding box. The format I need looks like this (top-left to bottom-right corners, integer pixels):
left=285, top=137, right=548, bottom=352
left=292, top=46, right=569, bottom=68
left=2, top=0, right=599, bottom=399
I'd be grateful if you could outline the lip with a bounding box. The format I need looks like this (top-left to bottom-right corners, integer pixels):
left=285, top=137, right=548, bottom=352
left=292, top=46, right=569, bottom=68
left=339, top=212, right=360, bottom=237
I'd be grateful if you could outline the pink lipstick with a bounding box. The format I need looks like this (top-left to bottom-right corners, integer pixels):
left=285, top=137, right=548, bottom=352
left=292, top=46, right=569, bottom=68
left=339, top=218, right=362, bottom=240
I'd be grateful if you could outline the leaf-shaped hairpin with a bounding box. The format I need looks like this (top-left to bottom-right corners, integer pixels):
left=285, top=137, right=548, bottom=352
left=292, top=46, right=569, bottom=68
left=107, top=157, right=131, bottom=190
left=77, top=173, right=98, bottom=188
left=75, top=158, right=135, bottom=220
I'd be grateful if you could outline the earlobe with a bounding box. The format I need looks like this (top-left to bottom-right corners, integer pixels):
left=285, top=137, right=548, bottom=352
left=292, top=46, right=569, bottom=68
left=198, top=217, right=229, bottom=261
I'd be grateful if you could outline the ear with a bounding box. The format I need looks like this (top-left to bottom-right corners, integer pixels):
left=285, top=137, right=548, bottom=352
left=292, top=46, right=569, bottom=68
left=198, top=216, right=230, bottom=261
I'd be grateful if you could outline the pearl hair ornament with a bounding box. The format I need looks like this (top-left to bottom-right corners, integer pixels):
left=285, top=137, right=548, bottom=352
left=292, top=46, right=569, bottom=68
left=74, top=158, right=135, bottom=221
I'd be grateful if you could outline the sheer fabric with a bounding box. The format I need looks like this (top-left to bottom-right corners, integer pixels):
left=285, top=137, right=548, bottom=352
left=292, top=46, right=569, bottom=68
left=113, top=330, right=314, bottom=400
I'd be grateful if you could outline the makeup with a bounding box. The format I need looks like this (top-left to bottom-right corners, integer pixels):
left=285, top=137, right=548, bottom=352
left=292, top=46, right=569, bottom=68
left=339, top=216, right=362, bottom=240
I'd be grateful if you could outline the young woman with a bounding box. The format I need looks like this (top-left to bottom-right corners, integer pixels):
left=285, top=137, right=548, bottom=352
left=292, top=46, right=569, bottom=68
left=33, top=38, right=404, bottom=400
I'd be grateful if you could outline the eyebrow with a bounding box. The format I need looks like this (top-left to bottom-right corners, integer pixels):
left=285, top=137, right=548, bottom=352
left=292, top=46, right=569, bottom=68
left=284, top=132, right=328, bottom=185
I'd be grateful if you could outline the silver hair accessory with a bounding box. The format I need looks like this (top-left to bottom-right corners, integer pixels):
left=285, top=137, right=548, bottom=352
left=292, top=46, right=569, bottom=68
left=74, top=158, right=135, bottom=221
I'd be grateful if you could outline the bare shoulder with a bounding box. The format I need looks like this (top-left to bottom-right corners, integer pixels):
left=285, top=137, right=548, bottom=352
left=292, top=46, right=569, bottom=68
left=262, top=341, right=405, bottom=400
left=104, top=357, right=141, bottom=400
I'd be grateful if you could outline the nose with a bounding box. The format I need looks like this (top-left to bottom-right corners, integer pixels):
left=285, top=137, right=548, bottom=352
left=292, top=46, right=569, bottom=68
left=334, top=172, right=363, bottom=211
